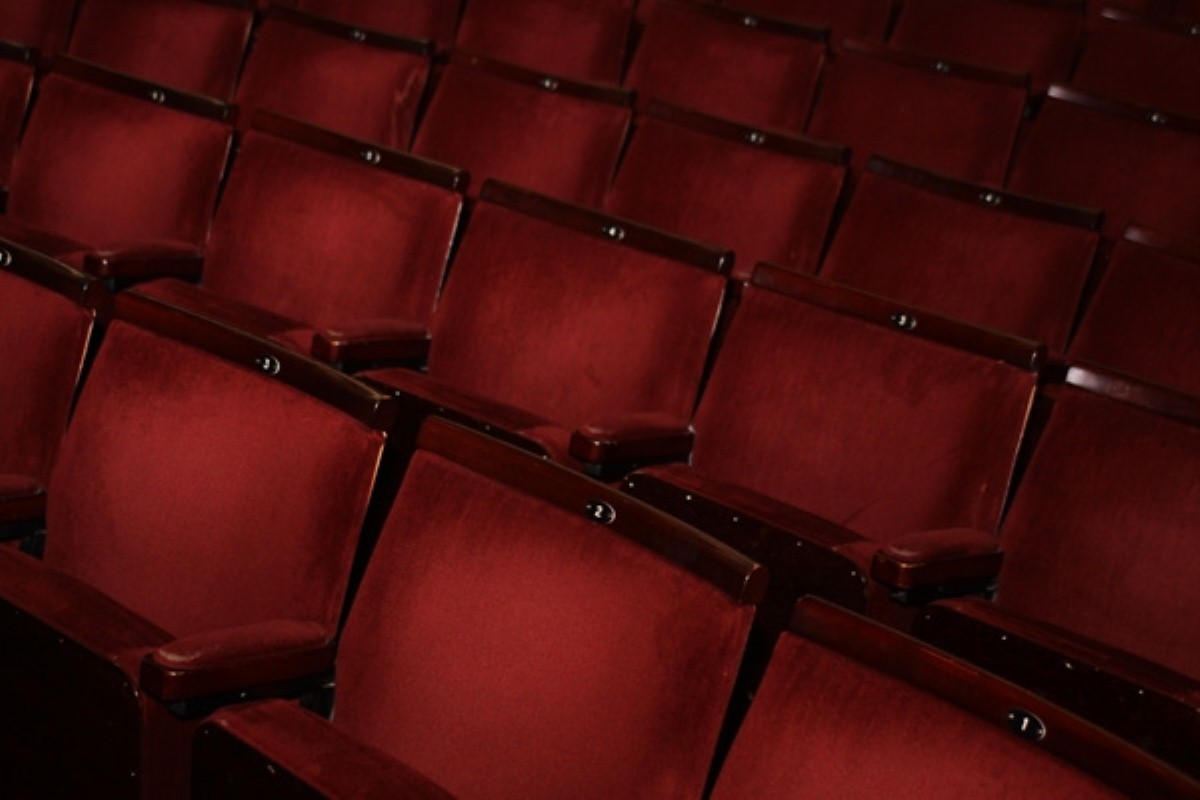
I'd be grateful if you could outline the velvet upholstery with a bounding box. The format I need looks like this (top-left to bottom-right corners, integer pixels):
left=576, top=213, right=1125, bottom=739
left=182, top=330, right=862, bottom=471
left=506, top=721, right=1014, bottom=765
left=1068, top=227, right=1200, bottom=395
left=68, top=0, right=254, bottom=101
left=731, top=0, right=894, bottom=45
left=0, top=0, right=77, bottom=57
left=1007, top=87, right=1200, bottom=240
left=412, top=53, right=632, bottom=205
left=0, top=47, right=34, bottom=191
left=604, top=103, right=848, bottom=280
left=456, top=0, right=634, bottom=82
left=1071, top=9, right=1200, bottom=119
left=888, top=0, right=1082, bottom=91
left=233, top=8, right=432, bottom=148
left=0, top=62, right=233, bottom=268
left=360, top=181, right=728, bottom=468
left=819, top=158, right=1100, bottom=354
left=294, top=0, right=461, bottom=50
left=133, top=117, right=463, bottom=357
left=807, top=40, right=1028, bottom=184
left=0, top=296, right=391, bottom=798
left=623, top=0, right=827, bottom=134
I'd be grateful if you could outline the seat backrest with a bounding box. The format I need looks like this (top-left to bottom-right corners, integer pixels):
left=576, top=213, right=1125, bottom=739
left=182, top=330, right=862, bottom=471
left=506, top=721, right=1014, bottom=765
left=888, top=0, right=1083, bottom=91
left=0, top=0, right=77, bottom=58
left=233, top=7, right=432, bottom=148
left=293, top=0, right=461, bottom=51
left=819, top=156, right=1101, bottom=354
left=7, top=58, right=233, bottom=251
left=1071, top=8, right=1200, bottom=119
left=200, top=112, right=464, bottom=335
left=992, top=366, right=1200, bottom=684
left=1006, top=86, right=1200, bottom=240
left=334, top=418, right=764, bottom=800
left=0, top=42, right=35, bottom=190
left=623, top=0, right=827, bottom=134
left=688, top=265, right=1039, bottom=542
left=455, top=0, right=634, bottom=82
left=1068, top=226, right=1200, bottom=395
left=0, top=239, right=99, bottom=492
left=42, top=291, right=392, bottom=638
left=605, top=102, right=849, bottom=280
left=68, top=0, right=254, bottom=101
left=807, top=39, right=1028, bottom=184
left=425, top=180, right=730, bottom=431
left=711, top=597, right=1193, bottom=799
left=412, top=52, right=632, bottom=205
left=730, top=0, right=894, bottom=45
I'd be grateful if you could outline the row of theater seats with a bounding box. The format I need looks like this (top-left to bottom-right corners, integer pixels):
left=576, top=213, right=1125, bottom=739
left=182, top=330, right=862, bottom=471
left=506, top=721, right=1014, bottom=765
left=2, top=238, right=1197, bottom=798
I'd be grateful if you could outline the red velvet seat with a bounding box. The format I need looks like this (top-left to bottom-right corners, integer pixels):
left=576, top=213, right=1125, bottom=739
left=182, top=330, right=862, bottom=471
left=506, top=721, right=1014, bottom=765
left=1071, top=8, right=1200, bottom=119
left=604, top=103, right=848, bottom=281
left=0, top=239, right=102, bottom=528
left=0, top=41, right=35, bottom=194
left=0, top=0, right=77, bottom=60
left=915, top=365, right=1200, bottom=779
left=355, top=179, right=730, bottom=474
left=1006, top=85, right=1200, bottom=240
left=711, top=597, right=1199, bottom=799
left=132, top=112, right=464, bottom=361
left=0, top=57, right=233, bottom=280
left=819, top=156, right=1101, bottom=355
left=233, top=7, right=432, bottom=148
left=455, top=0, right=634, bottom=83
left=619, top=265, right=1041, bottom=628
left=67, top=0, right=254, bottom=101
left=0, top=290, right=394, bottom=798
left=888, top=0, right=1083, bottom=91
left=730, top=0, right=894, bottom=45
left=806, top=39, right=1028, bottom=184
left=411, top=52, right=633, bottom=205
left=1067, top=225, right=1200, bottom=396
left=293, top=0, right=461, bottom=50
left=623, top=0, right=827, bottom=134
left=192, top=418, right=765, bottom=800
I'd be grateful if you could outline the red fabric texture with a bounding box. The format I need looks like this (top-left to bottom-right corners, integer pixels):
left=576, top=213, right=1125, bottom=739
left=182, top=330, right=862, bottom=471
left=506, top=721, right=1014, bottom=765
left=992, top=386, right=1200, bottom=683
left=68, top=0, right=253, bottom=101
left=136, top=129, right=460, bottom=351
left=0, top=268, right=92, bottom=489
left=0, top=0, right=76, bottom=54
left=404, top=198, right=724, bottom=431
left=1068, top=234, right=1200, bottom=395
left=687, top=283, right=1035, bottom=542
left=294, top=0, right=461, bottom=50
left=728, top=0, right=893, bottom=46
left=43, top=321, right=385, bottom=638
left=624, top=3, right=826, bottom=134
left=4, top=71, right=232, bottom=252
left=456, top=0, right=634, bottom=82
left=604, top=112, right=846, bottom=279
left=807, top=47, right=1026, bottom=184
left=412, top=60, right=631, bottom=205
left=1007, top=94, right=1200, bottom=240
left=889, top=0, right=1081, bottom=91
left=0, top=56, right=33, bottom=188
left=711, top=633, right=1120, bottom=798
left=1072, top=15, right=1200, bottom=118
left=335, top=449, right=753, bottom=800
left=234, top=16, right=430, bottom=148
left=819, top=168, right=1098, bottom=354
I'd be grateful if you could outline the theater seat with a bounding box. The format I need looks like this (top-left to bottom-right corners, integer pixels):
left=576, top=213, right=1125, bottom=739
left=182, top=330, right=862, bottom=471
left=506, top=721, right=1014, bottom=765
left=67, top=0, right=255, bottom=101
left=1067, top=225, right=1200, bottom=395
left=412, top=51, right=633, bottom=205
left=819, top=156, right=1101, bottom=355
left=0, top=290, right=394, bottom=798
left=619, top=265, right=1041, bottom=629
left=711, top=597, right=1199, bottom=798
left=0, top=0, right=77, bottom=61
left=293, top=0, right=462, bottom=50
left=0, top=239, right=103, bottom=529
left=233, top=7, right=432, bottom=148
left=354, top=179, right=730, bottom=475
left=604, top=102, right=849, bottom=280
left=916, top=365, right=1200, bottom=780
left=0, top=57, right=233, bottom=282
left=192, top=418, right=765, bottom=800
left=0, top=41, right=34, bottom=196
left=133, top=111, right=464, bottom=361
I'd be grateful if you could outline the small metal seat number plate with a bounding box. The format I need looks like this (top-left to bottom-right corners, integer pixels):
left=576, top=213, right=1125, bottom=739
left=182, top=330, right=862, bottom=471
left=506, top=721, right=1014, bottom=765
left=584, top=500, right=616, bottom=525
left=1007, top=709, right=1046, bottom=742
